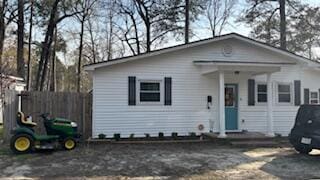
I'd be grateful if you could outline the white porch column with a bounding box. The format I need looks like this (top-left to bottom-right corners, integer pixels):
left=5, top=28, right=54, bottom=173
left=266, top=73, right=275, bottom=137
left=218, top=71, right=226, bottom=138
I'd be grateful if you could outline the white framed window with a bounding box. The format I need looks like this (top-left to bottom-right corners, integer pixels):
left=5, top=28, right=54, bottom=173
left=256, top=83, right=268, bottom=103
left=137, top=79, right=163, bottom=105
left=310, top=91, right=319, bottom=104
left=276, top=83, right=293, bottom=104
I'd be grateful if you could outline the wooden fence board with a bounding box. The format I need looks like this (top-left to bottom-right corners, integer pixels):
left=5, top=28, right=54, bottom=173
left=3, top=90, right=18, bottom=142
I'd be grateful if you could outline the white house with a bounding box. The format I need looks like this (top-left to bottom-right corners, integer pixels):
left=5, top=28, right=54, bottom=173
left=84, top=33, right=320, bottom=138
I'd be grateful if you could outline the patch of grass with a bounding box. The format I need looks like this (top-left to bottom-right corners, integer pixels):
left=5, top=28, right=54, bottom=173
left=0, top=147, right=10, bottom=156
left=15, top=154, right=33, bottom=161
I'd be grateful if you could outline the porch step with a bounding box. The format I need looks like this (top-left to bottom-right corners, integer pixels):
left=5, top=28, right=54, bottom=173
left=203, top=132, right=274, bottom=141
left=230, top=140, right=279, bottom=147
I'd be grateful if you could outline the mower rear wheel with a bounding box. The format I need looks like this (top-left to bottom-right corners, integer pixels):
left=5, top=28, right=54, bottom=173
left=62, top=137, right=76, bottom=150
left=10, top=134, right=34, bottom=154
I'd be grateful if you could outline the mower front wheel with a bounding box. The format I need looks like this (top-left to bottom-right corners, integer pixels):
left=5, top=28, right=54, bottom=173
left=62, top=137, right=76, bottom=150
left=10, top=134, right=34, bottom=154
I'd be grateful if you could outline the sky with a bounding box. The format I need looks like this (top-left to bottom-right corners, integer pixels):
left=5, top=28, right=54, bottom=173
left=51, top=0, right=320, bottom=65
left=193, top=0, right=320, bottom=39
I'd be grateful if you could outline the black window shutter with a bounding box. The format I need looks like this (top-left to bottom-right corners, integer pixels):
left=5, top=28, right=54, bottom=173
left=304, top=88, right=310, bottom=104
left=294, top=80, right=301, bottom=106
left=164, top=77, right=172, bottom=105
left=128, top=76, right=136, bottom=105
left=248, top=79, right=255, bottom=106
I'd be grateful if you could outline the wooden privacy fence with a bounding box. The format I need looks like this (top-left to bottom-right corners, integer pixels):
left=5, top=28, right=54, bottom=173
left=2, top=90, right=92, bottom=142
left=2, top=90, right=19, bottom=142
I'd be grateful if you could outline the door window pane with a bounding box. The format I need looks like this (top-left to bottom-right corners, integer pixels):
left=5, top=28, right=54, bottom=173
left=225, top=87, right=235, bottom=107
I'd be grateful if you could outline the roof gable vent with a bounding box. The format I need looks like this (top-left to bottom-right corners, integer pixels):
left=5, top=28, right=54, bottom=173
left=222, top=45, right=233, bottom=57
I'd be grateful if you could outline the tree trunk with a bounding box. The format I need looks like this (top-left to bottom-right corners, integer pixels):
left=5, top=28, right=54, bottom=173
left=77, top=16, right=85, bottom=93
left=128, top=13, right=140, bottom=54
left=17, top=0, right=25, bottom=79
left=50, top=27, right=57, bottom=92
left=0, top=0, right=4, bottom=98
left=279, top=0, right=286, bottom=50
left=88, top=19, right=96, bottom=63
left=146, top=20, right=151, bottom=52
left=0, top=0, right=5, bottom=68
left=27, top=0, right=33, bottom=90
left=185, top=0, right=189, bottom=44
left=36, top=0, right=60, bottom=91
left=107, top=6, right=113, bottom=60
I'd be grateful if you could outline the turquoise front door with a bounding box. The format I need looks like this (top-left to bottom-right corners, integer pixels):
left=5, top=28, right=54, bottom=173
left=225, top=84, right=238, bottom=130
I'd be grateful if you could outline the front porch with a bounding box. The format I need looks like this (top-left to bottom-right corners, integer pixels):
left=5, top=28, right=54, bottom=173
left=195, top=60, right=297, bottom=138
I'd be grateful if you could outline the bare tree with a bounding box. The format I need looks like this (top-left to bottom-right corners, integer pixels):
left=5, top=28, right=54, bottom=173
left=0, top=0, right=5, bottom=69
left=106, top=0, right=115, bottom=60
left=17, top=0, right=24, bottom=79
left=87, top=18, right=97, bottom=63
left=49, top=26, right=57, bottom=92
left=240, top=0, right=287, bottom=50
left=185, top=0, right=189, bottom=43
left=205, top=0, right=236, bottom=37
left=26, top=0, right=33, bottom=90
left=36, top=0, right=80, bottom=91
left=35, top=0, right=60, bottom=91
left=279, top=0, right=286, bottom=49
left=117, top=0, right=141, bottom=55
left=0, top=0, right=20, bottom=69
left=74, top=0, right=97, bottom=92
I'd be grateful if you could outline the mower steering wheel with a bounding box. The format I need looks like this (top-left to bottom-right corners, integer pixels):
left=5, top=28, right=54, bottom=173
left=39, top=113, right=50, bottom=119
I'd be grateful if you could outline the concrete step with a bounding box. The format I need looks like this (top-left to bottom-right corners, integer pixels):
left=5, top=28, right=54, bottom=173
left=203, top=132, right=284, bottom=142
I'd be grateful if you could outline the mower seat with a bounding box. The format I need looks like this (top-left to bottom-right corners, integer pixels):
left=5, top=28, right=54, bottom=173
left=17, top=112, right=37, bottom=127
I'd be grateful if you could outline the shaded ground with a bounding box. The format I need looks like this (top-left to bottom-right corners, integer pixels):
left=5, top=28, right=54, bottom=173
left=0, top=142, right=319, bottom=179
left=0, top=125, right=3, bottom=142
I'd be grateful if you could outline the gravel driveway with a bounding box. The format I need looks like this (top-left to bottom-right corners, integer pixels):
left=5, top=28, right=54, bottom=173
left=0, top=142, right=319, bottom=179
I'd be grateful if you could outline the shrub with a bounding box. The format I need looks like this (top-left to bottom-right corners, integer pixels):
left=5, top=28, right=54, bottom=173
left=145, top=133, right=150, bottom=138
left=189, top=132, right=196, bottom=137
left=159, top=132, right=164, bottom=139
left=114, top=134, right=121, bottom=141
left=172, top=132, right=178, bottom=139
left=129, top=134, right=135, bottom=139
left=98, top=133, right=106, bottom=139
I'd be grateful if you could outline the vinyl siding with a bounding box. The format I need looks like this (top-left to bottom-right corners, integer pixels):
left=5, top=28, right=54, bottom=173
left=92, top=38, right=320, bottom=138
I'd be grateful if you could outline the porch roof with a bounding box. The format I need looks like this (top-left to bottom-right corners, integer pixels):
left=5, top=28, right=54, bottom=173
left=193, top=60, right=296, bottom=75
left=193, top=60, right=296, bottom=66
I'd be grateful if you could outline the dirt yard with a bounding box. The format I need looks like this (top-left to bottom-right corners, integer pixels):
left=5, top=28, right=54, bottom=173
left=0, top=142, right=319, bottom=179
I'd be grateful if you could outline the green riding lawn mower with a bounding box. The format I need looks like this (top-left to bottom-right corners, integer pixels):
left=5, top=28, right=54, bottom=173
left=10, top=112, right=81, bottom=154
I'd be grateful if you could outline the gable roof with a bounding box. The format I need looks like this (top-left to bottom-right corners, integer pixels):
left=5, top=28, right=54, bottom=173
left=84, top=33, right=320, bottom=71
